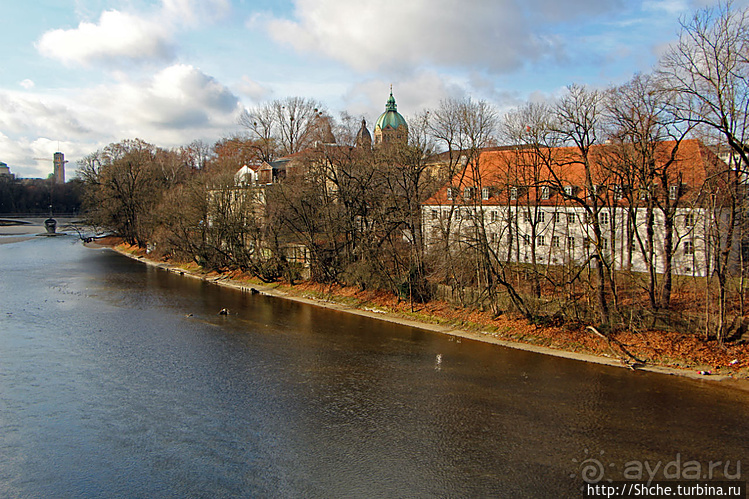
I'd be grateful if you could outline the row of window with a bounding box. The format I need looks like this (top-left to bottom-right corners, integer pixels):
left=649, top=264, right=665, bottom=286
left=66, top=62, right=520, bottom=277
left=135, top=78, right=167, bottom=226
left=485, top=234, right=696, bottom=254
left=446, top=183, right=686, bottom=202
left=430, top=208, right=697, bottom=227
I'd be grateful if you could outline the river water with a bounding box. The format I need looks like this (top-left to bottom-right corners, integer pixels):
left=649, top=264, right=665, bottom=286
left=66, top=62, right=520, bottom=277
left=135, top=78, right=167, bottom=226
left=0, top=235, right=747, bottom=498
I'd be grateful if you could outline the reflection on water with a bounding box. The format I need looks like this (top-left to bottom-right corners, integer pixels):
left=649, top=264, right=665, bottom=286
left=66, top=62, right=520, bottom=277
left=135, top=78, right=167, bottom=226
left=0, top=236, right=747, bottom=498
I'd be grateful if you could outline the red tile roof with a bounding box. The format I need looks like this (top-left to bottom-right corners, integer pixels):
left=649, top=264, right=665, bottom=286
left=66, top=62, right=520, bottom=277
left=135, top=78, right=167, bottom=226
left=424, top=139, right=727, bottom=207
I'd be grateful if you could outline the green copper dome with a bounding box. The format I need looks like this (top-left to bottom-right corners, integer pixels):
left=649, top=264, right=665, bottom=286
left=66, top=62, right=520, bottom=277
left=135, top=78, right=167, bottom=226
left=375, top=90, right=407, bottom=131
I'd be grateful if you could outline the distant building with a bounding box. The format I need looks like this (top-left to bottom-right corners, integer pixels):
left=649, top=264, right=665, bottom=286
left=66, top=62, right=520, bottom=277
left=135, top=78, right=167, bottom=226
left=355, top=118, right=372, bottom=149
left=353, top=89, right=408, bottom=150
left=373, top=89, right=408, bottom=148
left=0, top=161, right=13, bottom=179
left=422, top=139, right=738, bottom=277
left=53, top=152, right=65, bottom=184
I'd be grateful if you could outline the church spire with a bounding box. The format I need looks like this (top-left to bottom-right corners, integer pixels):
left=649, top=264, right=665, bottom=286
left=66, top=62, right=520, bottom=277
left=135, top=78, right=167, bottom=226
left=386, top=86, right=397, bottom=112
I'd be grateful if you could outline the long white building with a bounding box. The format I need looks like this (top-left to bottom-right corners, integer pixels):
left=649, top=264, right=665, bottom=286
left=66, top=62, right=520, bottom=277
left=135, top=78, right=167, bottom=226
left=422, top=140, right=739, bottom=277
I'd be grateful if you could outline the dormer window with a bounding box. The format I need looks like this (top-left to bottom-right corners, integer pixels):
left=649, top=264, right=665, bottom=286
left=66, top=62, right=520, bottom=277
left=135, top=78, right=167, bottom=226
left=564, top=185, right=574, bottom=197
left=510, top=187, right=518, bottom=200
left=612, top=184, right=623, bottom=200
left=669, top=184, right=680, bottom=200
left=463, top=187, right=473, bottom=200
left=482, top=187, right=489, bottom=201
left=446, top=187, right=453, bottom=200
left=541, top=186, right=550, bottom=200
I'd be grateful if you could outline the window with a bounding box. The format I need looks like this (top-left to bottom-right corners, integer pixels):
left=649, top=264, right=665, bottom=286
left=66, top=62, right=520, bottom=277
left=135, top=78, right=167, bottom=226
left=564, top=185, right=574, bottom=197
left=568, top=237, right=575, bottom=249
left=601, top=238, right=609, bottom=251
left=554, top=212, right=563, bottom=224
left=491, top=233, right=498, bottom=244
left=541, top=186, right=550, bottom=200
left=431, top=210, right=438, bottom=220
left=482, top=187, right=489, bottom=200
left=455, top=210, right=462, bottom=220
left=490, top=211, right=498, bottom=223
left=669, top=184, right=680, bottom=200
left=463, top=187, right=473, bottom=200
left=589, top=184, right=600, bottom=199
left=600, top=212, right=609, bottom=225
left=446, top=187, right=453, bottom=200
left=538, top=212, right=545, bottom=223
left=510, top=187, right=518, bottom=200
left=567, top=212, right=576, bottom=224
left=684, top=240, right=695, bottom=255
left=537, top=235, right=546, bottom=246
left=685, top=212, right=695, bottom=227
left=522, top=235, right=530, bottom=246
left=552, top=236, right=560, bottom=248
left=612, top=184, right=623, bottom=200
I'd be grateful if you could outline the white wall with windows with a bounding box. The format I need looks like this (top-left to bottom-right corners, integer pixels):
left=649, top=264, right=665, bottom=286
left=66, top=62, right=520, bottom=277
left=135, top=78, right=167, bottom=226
left=422, top=203, right=714, bottom=277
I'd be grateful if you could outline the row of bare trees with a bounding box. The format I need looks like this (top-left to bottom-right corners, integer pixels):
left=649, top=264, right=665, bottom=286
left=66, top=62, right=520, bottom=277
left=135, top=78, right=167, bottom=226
left=418, top=1, right=749, bottom=340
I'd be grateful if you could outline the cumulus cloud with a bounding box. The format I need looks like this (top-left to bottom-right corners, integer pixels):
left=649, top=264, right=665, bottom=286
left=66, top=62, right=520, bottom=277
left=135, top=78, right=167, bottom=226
left=0, top=90, right=92, bottom=139
left=36, top=10, right=174, bottom=66
left=264, top=0, right=628, bottom=73
left=0, top=65, right=242, bottom=178
left=36, top=0, right=230, bottom=66
left=135, top=64, right=241, bottom=128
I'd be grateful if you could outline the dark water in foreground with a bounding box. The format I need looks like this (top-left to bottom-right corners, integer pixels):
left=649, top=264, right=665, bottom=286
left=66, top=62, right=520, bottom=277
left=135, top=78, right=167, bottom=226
left=0, top=236, right=747, bottom=498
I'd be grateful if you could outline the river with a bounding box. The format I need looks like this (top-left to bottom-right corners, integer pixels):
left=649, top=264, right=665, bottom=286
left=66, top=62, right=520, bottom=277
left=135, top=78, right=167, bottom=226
left=0, top=234, right=747, bottom=498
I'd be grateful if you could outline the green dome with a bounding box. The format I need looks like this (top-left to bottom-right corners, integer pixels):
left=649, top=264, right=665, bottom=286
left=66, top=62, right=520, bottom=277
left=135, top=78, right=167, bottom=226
left=375, top=91, right=407, bottom=131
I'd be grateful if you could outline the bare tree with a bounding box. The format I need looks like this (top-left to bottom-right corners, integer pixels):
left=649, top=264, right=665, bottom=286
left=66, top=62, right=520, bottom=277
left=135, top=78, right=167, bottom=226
left=659, top=0, right=749, bottom=171
left=239, top=97, right=328, bottom=160
left=658, top=1, right=748, bottom=341
left=554, top=85, right=612, bottom=326
left=604, top=73, right=692, bottom=315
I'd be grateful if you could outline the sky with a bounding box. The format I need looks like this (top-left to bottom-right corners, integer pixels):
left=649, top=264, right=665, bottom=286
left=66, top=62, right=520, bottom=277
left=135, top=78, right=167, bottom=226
left=0, top=0, right=737, bottom=179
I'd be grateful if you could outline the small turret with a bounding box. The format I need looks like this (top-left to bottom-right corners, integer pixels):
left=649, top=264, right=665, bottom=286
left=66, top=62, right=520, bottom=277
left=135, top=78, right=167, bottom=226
left=355, top=118, right=372, bottom=149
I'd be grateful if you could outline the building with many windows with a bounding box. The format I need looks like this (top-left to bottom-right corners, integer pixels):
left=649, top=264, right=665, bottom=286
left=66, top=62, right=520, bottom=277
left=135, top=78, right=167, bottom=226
left=422, top=139, right=738, bottom=277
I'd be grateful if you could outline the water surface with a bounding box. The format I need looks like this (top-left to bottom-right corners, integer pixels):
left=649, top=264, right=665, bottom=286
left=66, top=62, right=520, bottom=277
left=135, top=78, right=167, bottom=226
left=0, top=236, right=747, bottom=497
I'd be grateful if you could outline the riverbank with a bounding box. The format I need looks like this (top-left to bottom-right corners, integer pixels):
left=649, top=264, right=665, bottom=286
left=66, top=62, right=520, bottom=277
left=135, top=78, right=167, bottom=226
left=95, top=238, right=749, bottom=389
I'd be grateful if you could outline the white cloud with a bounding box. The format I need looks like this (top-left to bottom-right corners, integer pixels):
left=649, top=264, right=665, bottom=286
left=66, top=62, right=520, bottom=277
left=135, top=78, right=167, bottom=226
left=19, top=79, right=35, bottom=90
left=161, top=0, right=232, bottom=27
left=0, top=65, right=242, bottom=178
left=36, top=0, right=231, bottom=66
left=36, top=10, right=174, bottom=66
left=343, top=71, right=465, bottom=122
left=264, top=0, right=628, bottom=73
left=236, top=76, right=272, bottom=101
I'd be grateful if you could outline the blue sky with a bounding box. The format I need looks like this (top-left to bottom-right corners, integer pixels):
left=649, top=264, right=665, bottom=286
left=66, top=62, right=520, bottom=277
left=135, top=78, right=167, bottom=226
left=0, top=0, right=736, bottom=178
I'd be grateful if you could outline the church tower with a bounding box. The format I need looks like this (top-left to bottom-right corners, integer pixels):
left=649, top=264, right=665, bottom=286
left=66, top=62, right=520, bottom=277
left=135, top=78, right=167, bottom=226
left=355, top=118, right=372, bottom=149
left=374, top=88, right=407, bottom=148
